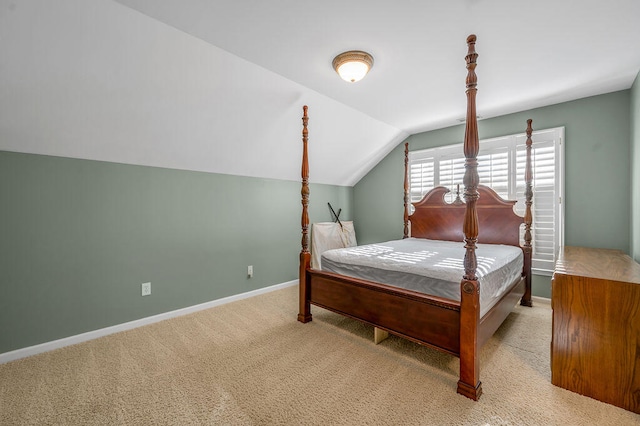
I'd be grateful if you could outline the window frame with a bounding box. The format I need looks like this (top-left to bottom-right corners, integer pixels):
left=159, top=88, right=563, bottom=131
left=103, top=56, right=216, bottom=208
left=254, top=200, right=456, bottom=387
left=408, top=127, right=565, bottom=276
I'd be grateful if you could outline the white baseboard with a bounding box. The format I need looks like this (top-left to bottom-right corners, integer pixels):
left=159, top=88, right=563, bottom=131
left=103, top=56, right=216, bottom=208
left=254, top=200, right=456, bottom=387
left=531, top=295, right=551, bottom=306
left=0, top=280, right=298, bottom=365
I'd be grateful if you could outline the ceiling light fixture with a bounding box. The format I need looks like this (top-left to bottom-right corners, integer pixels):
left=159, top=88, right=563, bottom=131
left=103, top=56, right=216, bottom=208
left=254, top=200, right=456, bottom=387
left=332, top=50, right=374, bottom=83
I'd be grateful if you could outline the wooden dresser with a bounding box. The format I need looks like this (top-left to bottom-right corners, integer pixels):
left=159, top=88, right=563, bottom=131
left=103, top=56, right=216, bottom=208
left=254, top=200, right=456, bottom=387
left=551, top=246, right=640, bottom=413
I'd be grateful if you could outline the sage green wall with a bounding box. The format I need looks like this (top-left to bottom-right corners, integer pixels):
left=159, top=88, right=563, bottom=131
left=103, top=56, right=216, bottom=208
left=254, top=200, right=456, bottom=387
left=632, top=72, right=640, bottom=263
left=354, top=90, right=632, bottom=298
left=0, top=151, right=352, bottom=354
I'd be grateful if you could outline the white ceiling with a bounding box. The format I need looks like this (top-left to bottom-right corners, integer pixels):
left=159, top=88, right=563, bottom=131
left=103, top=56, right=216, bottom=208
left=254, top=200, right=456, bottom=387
left=114, top=0, right=640, bottom=133
left=1, top=1, right=639, bottom=186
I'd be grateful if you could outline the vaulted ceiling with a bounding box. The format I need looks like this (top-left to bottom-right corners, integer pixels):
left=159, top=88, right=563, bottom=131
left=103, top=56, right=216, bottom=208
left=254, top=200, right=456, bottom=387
left=1, top=1, right=639, bottom=186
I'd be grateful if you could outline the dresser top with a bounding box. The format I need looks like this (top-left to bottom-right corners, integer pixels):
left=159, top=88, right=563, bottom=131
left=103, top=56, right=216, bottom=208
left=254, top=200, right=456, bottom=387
left=555, top=246, right=640, bottom=284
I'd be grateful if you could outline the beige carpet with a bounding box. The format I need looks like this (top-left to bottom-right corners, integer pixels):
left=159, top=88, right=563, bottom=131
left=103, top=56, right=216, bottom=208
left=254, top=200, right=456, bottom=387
left=1, top=286, right=639, bottom=425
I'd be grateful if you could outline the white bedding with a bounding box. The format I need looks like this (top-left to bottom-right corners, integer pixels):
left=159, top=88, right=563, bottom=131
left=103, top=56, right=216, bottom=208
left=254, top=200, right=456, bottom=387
left=320, top=238, right=524, bottom=318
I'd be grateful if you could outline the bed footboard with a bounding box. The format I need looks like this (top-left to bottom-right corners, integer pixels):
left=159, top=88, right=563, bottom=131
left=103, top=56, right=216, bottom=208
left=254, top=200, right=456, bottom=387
left=308, top=269, right=461, bottom=354
left=303, top=268, right=525, bottom=402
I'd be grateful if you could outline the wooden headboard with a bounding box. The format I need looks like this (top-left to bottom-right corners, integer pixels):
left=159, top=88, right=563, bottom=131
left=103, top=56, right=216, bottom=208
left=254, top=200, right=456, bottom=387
left=406, top=184, right=523, bottom=247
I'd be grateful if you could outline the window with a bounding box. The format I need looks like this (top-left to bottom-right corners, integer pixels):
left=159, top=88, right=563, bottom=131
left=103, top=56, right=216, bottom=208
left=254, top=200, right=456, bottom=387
left=408, top=127, right=564, bottom=275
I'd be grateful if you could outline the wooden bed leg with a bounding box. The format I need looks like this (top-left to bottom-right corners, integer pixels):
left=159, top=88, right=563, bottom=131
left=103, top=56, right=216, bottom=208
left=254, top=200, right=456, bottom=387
left=457, top=279, right=482, bottom=400
left=374, top=327, right=389, bottom=344
left=457, top=379, right=482, bottom=401
left=520, top=250, right=533, bottom=307
left=298, top=252, right=312, bottom=323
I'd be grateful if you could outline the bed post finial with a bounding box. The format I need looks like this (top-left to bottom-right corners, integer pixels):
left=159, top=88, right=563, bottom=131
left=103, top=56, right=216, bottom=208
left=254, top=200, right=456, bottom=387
left=458, top=34, right=482, bottom=402
left=403, top=142, right=410, bottom=239
left=521, top=118, right=534, bottom=307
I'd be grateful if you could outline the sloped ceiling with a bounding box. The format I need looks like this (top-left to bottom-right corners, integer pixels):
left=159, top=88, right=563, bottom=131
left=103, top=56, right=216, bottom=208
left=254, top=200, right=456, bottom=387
left=1, top=0, right=639, bottom=186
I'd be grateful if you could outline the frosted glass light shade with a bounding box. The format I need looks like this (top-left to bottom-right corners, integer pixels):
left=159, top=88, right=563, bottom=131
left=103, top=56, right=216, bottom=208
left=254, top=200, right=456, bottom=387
left=332, top=51, right=374, bottom=83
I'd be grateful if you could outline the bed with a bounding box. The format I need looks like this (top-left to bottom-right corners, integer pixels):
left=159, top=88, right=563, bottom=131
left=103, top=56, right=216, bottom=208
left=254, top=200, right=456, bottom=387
left=297, top=35, right=533, bottom=400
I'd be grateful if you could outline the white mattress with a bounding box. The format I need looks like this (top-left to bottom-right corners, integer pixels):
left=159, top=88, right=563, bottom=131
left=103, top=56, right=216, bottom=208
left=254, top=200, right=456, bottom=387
left=320, top=238, right=524, bottom=318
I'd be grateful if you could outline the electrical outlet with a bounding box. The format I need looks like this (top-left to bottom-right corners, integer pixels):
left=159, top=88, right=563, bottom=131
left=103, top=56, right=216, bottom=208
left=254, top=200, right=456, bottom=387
left=247, top=265, right=253, bottom=278
left=141, top=282, right=151, bottom=296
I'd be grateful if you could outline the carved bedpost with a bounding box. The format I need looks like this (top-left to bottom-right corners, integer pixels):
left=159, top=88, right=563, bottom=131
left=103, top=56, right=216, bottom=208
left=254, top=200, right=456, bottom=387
left=521, top=119, right=534, bottom=307
left=457, top=34, right=482, bottom=401
left=300, top=105, right=310, bottom=256
left=462, top=35, right=480, bottom=284
left=298, top=105, right=312, bottom=323
left=403, top=142, right=410, bottom=239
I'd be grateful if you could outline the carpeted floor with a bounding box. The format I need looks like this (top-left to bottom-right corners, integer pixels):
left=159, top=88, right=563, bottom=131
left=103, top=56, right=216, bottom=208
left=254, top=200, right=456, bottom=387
left=1, top=285, right=639, bottom=425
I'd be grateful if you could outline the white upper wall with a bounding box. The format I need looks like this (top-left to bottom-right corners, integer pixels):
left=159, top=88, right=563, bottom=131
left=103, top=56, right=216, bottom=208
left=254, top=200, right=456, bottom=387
left=3, top=0, right=638, bottom=187
left=0, top=0, right=407, bottom=186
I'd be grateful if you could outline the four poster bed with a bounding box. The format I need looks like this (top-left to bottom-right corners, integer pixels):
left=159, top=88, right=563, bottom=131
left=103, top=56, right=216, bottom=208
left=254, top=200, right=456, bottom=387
left=297, top=35, right=533, bottom=400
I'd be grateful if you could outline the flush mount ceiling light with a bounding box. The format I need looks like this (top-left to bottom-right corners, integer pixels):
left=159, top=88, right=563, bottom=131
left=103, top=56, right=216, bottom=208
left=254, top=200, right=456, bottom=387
left=332, top=50, right=374, bottom=83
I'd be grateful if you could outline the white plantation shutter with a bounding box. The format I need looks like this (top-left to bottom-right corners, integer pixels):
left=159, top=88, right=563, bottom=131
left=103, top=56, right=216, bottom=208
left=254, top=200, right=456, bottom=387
left=438, top=156, right=465, bottom=203
left=477, top=148, right=510, bottom=199
left=409, top=158, right=435, bottom=203
left=408, top=127, right=564, bottom=275
left=515, top=130, right=563, bottom=273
